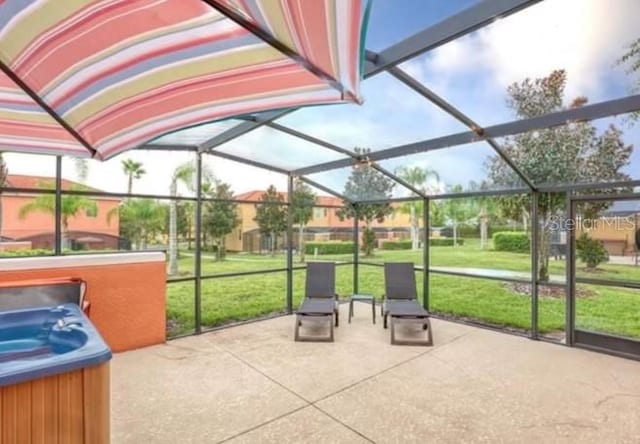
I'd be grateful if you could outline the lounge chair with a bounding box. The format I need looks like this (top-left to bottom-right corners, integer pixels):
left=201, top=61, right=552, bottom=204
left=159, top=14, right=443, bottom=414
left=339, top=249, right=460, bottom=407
left=382, top=262, right=433, bottom=346
left=294, top=262, right=339, bottom=342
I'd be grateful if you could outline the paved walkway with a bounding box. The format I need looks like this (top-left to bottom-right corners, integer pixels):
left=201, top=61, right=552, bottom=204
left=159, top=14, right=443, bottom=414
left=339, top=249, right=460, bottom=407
left=430, top=266, right=566, bottom=284
left=112, top=304, right=640, bottom=443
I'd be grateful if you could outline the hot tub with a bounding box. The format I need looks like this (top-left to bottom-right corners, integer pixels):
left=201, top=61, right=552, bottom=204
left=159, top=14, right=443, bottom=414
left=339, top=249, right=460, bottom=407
left=0, top=303, right=111, bottom=443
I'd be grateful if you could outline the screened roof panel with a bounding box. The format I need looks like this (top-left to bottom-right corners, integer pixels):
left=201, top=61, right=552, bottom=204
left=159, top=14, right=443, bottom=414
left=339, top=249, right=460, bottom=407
left=376, top=142, right=526, bottom=196
left=149, top=119, right=244, bottom=146
left=365, top=0, right=479, bottom=51
left=401, top=0, right=640, bottom=127
left=304, top=163, right=419, bottom=202
left=495, top=112, right=640, bottom=189
left=0, top=0, right=367, bottom=159
left=214, top=125, right=350, bottom=171
left=277, top=72, right=469, bottom=153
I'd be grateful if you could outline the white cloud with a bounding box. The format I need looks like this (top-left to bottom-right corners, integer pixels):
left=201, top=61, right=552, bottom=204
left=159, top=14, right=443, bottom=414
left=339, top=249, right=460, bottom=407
left=403, top=0, right=640, bottom=119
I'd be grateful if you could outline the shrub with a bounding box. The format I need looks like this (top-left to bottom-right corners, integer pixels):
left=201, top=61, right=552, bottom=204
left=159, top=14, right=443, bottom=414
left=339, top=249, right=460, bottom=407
left=0, top=248, right=54, bottom=257
left=304, top=241, right=354, bottom=255
left=576, top=233, right=608, bottom=269
left=381, top=240, right=412, bottom=250
left=361, top=227, right=376, bottom=256
left=492, top=232, right=530, bottom=253
left=429, top=238, right=464, bottom=247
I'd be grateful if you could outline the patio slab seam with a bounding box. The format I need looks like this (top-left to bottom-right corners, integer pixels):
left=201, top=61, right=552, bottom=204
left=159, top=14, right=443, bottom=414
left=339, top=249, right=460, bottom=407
left=213, top=330, right=471, bottom=443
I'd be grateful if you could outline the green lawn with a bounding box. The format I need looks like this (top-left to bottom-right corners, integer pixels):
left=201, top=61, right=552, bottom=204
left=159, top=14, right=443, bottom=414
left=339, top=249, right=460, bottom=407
left=166, top=242, right=640, bottom=339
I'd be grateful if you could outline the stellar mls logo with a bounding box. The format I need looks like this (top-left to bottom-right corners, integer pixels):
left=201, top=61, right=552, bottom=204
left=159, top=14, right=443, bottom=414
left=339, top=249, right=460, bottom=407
left=544, top=215, right=636, bottom=231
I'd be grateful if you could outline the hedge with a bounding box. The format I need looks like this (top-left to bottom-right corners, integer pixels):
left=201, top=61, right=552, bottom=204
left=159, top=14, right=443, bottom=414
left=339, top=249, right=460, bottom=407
left=305, top=241, right=354, bottom=255
left=381, top=240, right=412, bottom=250
left=441, top=225, right=526, bottom=238
left=492, top=232, right=530, bottom=253
left=0, top=248, right=55, bottom=257
left=429, top=238, right=464, bottom=247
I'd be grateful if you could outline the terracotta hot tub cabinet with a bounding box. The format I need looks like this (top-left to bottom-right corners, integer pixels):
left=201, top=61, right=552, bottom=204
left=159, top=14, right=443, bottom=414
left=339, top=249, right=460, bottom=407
left=0, top=304, right=111, bottom=443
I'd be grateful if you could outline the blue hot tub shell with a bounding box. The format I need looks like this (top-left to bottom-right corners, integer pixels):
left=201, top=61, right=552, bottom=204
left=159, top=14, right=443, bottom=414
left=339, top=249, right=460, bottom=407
left=0, top=303, right=112, bottom=386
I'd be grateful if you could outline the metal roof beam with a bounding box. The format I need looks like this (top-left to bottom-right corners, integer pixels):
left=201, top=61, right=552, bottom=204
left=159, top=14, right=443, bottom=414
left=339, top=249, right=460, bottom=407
left=387, top=65, right=536, bottom=190
left=298, top=176, right=352, bottom=204
left=365, top=0, right=542, bottom=77
left=265, top=121, right=427, bottom=198
left=293, top=94, right=640, bottom=175
left=205, top=150, right=288, bottom=175
left=198, top=109, right=295, bottom=152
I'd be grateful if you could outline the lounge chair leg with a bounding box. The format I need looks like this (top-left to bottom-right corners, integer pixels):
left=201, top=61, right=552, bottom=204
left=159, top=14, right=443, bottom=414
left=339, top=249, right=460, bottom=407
left=335, top=309, right=339, bottom=327
left=383, top=314, right=388, bottom=329
left=329, top=317, right=334, bottom=342
left=294, top=316, right=301, bottom=342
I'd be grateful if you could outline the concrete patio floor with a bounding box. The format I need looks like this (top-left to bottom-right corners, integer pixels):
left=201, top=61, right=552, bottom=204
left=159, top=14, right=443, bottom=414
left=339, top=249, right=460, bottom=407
left=112, top=304, right=640, bottom=443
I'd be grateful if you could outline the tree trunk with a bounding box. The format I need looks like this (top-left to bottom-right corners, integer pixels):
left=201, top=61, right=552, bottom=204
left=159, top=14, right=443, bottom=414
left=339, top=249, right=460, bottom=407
left=479, top=205, right=488, bottom=250
left=127, top=175, right=133, bottom=194
left=168, top=182, right=179, bottom=276
left=538, top=214, right=551, bottom=282
left=216, top=237, right=222, bottom=261
left=298, top=225, right=305, bottom=263
left=271, top=231, right=276, bottom=256
left=140, top=227, right=147, bottom=250
left=61, top=220, right=69, bottom=251
left=410, top=204, right=419, bottom=250
left=453, top=220, right=458, bottom=247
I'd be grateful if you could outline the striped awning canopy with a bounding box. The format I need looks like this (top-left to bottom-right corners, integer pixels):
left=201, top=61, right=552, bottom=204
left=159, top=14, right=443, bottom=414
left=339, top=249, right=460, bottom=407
left=0, top=0, right=367, bottom=159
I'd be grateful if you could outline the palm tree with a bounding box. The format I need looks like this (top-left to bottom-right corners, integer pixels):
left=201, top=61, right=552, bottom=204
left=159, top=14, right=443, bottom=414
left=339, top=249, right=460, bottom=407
left=74, top=158, right=89, bottom=183
left=395, top=166, right=440, bottom=250
left=121, top=159, right=146, bottom=194
left=0, top=153, right=7, bottom=241
left=19, top=181, right=97, bottom=249
left=108, top=199, right=164, bottom=250
left=168, top=160, right=213, bottom=275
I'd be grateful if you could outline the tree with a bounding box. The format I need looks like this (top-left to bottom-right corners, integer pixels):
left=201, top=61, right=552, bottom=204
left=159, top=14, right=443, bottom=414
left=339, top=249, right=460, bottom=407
left=486, top=70, right=632, bottom=280
left=175, top=201, right=193, bottom=250
left=109, top=199, right=165, bottom=250
left=395, top=166, right=439, bottom=250
left=203, top=181, right=239, bottom=261
left=619, top=37, right=640, bottom=121
left=168, top=160, right=214, bottom=276
left=576, top=233, right=608, bottom=270
left=291, top=180, right=316, bottom=262
left=19, top=181, right=97, bottom=249
left=0, top=153, right=7, bottom=240
left=254, top=185, right=286, bottom=256
left=74, top=158, right=89, bottom=184
left=121, top=159, right=146, bottom=194
left=441, top=185, right=476, bottom=247
left=336, top=148, right=395, bottom=256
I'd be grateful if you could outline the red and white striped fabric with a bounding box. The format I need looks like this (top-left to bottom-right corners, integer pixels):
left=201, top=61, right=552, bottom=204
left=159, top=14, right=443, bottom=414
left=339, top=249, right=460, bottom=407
left=0, top=0, right=367, bottom=159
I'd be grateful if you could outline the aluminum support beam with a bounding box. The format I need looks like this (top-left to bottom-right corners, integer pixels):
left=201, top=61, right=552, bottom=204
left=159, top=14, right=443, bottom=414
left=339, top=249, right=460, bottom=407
left=353, top=204, right=359, bottom=295
left=286, top=175, right=294, bottom=313
left=364, top=0, right=542, bottom=77
left=387, top=65, right=536, bottom=190
left=199, top=110, right=295, bottom=152
left=54, top=156, right=62, bottom=255
left=294, top=94, right=640, bottom=176
left=423, top=197, right=429, bottom=310
left=298, top=176, right=352, bottom=203
left=530, top=191, right=539, bottom=339
left=194, top=152, right=203, bottom=334
left=265, top=121, right=426, bottom=198
left=206, top=150, right=289, bottom=175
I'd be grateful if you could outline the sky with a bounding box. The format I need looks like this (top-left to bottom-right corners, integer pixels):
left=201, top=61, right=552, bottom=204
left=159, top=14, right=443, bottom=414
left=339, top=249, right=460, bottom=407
left=3, top=0, right=640, bottom=198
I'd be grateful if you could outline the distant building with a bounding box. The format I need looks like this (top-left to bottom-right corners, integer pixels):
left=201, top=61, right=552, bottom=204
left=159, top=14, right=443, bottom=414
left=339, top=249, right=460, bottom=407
left=225, top=191, right=412, bottom=252
left=0, top=175, right=122, bottom=251
left=578, top=200, right=640, bottom=256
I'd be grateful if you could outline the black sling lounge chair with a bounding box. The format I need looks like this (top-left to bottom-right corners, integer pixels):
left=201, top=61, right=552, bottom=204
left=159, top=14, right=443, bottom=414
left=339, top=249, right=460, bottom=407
left=294, top=262, right=339, bottom=342
left=382, top=262, right=433, bottom=346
